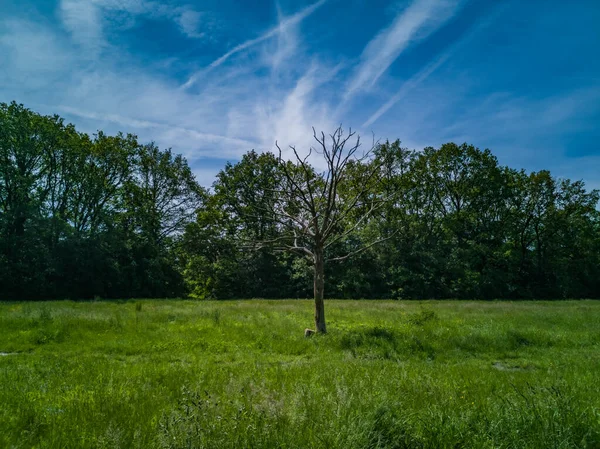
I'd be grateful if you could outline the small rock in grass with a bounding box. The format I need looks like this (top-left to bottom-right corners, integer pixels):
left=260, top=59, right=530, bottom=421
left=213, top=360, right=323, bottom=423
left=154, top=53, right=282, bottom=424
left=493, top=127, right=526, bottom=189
left=492, top=361, right=531, bottom=371
left=304, top=329, right=315, bottom=338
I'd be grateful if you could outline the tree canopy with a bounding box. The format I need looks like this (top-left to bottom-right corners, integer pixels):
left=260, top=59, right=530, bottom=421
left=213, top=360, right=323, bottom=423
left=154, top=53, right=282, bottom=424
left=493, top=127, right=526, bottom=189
left=1, top=102, right=599, bottom=302
left=0, top=102, right=205, bottom=300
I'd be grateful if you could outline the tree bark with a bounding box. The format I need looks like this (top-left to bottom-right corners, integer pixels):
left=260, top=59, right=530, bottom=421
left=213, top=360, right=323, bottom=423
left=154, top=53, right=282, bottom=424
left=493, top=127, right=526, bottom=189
left=314, top=244, right=326, bottom=333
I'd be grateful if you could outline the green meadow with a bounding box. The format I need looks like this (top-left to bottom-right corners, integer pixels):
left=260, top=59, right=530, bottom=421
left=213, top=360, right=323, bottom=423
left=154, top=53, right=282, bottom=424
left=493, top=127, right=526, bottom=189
left=1, top=300, right=599, bottom=448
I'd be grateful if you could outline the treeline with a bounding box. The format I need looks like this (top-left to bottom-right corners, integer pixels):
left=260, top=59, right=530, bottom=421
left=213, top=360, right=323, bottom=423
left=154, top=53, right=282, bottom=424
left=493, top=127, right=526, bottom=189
left=184, top=144, right=600, bottom=300
left=0, top=102, right=203, bottom=299
left=1, top=102, right=599, bottom=300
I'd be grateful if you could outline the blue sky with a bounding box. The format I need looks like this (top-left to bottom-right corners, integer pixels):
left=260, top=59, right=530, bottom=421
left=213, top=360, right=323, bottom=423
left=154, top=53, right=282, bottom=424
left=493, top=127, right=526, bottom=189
left=1, top=0, right=599, bottom=188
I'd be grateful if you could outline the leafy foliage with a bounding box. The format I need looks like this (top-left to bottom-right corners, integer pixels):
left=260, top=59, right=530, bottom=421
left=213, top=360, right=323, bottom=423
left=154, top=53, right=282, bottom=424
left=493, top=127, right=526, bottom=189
left=0, top=102, right=204, bottom=300
left=1, top=102, right=598, bottom=300
left=183, top=140, right=599, bottom=300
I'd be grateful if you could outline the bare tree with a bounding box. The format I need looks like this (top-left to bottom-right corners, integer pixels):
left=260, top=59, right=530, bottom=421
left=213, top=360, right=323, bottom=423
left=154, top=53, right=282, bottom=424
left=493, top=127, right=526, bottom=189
left=246, top=126, right=396, bottom=333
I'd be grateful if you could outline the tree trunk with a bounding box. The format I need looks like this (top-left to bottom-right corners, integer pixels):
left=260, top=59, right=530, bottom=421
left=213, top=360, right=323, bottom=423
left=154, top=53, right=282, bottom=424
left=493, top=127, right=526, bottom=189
left=314, top=245, right=326, bottom=333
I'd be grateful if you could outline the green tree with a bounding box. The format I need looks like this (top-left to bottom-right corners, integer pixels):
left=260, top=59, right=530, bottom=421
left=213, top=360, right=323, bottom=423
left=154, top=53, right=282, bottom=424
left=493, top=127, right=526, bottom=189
left=183, top=151, right=301, bottom=300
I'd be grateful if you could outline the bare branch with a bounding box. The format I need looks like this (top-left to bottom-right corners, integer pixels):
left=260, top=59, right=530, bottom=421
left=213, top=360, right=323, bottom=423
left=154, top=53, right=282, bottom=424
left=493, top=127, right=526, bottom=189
left=327, top=231, right=398, bottom=262
left=276, top=141, right=317, bottom=216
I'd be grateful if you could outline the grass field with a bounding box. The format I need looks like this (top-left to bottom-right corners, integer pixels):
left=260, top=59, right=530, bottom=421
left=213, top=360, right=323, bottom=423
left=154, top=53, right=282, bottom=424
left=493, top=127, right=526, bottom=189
left=0, top=300, right=599, bottom=448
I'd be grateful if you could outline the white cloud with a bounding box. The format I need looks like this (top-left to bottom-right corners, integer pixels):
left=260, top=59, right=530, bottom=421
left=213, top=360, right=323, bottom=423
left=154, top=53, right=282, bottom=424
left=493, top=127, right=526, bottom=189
left=255, top=63, right=342, bottom=154
left=0, top=20, right=73, bottom=90
left=181, top=0, right=328, bottom=89
left=263, top=3, right=300, bottom=73
left=362, top=8, right=498, bottom=128
left=59, top=0, right=104, bottom=54
left=438, top=87, right=600, bottom=145
left=50, top=65, right=266, bottom=160
left=191, top=166, right=225, bottom=187
left=58, top=0, right=206, bottom=55
left=0, top=10, right=344, bottom=177
left=345, top=0, right=462, bottom=100
left=362, top=50, right=451, bottom=129
left=176, top=9, right=205, bottom=39
left=4, top=0, right=597, bottom=192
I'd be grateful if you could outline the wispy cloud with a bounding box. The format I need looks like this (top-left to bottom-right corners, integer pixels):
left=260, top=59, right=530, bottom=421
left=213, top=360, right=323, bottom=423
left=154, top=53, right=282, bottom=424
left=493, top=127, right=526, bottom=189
left=181, top=0, right=327, bottom=89
left=255, top=62, right=342, bottom=156
left=59, top=0, right=103, bottom=54
left=58, top=106, right=260, bottom=157
left=362, top=9, right=499, bottom=128
left=264, top=2, right=300, bottom=73
left=59, top=0, right=206, bottom=55
left=362, top=52, right=451, bottom=129
left=0, top=19, right=72, bottom=90
left=442, top=87, right=600, bottom=143
left=0, top=8, right=337, bottom=171
left=176, top=9, right=205, bottom=39
left=344, top=0, right=462, bottom=100
left=2, top=0, right=599, bottom=191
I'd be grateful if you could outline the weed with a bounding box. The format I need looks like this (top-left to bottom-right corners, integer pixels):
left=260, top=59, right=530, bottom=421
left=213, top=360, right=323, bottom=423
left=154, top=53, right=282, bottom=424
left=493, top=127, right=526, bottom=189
left=408, top=309, right=436, bottom=325
left=211, top=309, right=221, bottom=325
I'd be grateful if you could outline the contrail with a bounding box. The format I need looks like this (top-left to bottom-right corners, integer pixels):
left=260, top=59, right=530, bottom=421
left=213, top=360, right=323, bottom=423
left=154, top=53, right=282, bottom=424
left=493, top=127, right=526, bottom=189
left=181, top=0, right=327, bottom=90
left=362, top=10, right=502, bottom=129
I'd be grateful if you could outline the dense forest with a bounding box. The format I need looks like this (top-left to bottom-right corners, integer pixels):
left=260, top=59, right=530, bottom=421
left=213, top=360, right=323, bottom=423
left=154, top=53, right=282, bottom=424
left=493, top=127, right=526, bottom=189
left=1, top=102, right=599, bottom=301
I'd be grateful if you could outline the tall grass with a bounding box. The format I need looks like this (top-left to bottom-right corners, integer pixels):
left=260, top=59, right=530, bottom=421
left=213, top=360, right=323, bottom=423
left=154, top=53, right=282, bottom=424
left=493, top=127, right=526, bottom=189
left=0, top=300, right=598, bottom=448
